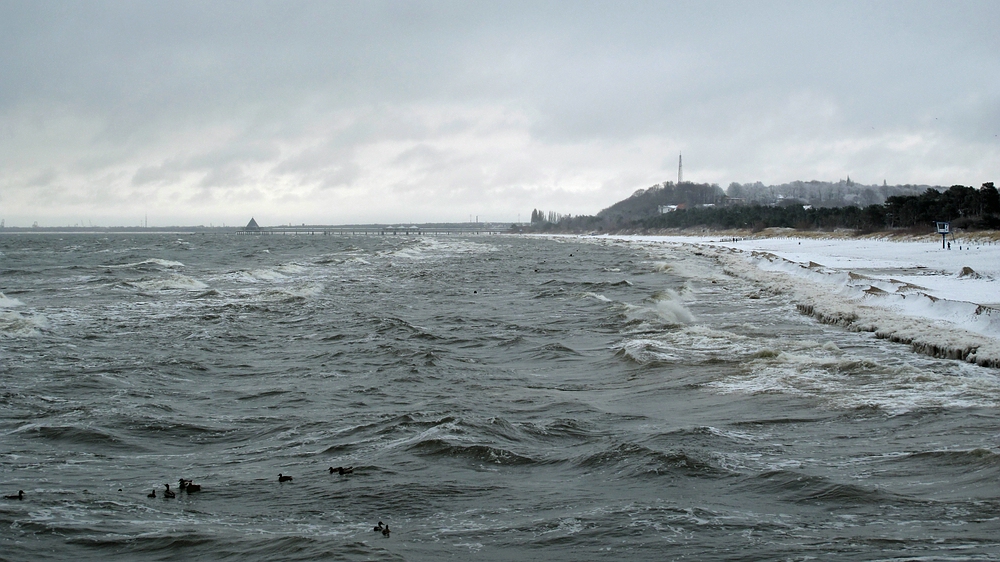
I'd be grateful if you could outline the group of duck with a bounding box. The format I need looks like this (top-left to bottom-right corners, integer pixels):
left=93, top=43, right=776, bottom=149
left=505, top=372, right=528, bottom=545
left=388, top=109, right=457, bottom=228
left=277, top=465, right=355, bottom=483
left=5, top=466, right=388, bottom=534
left=277, top=466, right=388, bottom=536
left=146, top=466, right=356, bottom=498
left=147, top=478, right=202, bottom=498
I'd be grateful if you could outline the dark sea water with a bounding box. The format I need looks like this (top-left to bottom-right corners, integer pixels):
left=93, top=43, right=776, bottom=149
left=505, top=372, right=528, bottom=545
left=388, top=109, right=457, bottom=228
left=2, top=233, right=1000, bottom=561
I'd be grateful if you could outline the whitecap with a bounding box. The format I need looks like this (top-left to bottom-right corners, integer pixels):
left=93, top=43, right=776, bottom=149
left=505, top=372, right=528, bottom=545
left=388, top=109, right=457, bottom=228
left=613, top=338, right=683, bottom=364
left=106, top=258, right=185, bottom=269
left=132, top=274, right=208, bottom=291
left=0, top=310, right=48, bottom=337
left=0, top=293, right=24, bottom=308
left=706, top=349, right=1000, bottom=414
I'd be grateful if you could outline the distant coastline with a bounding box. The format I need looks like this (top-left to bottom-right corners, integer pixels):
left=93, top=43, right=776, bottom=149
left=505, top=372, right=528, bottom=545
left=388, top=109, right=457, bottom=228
left=0, top=226, right=239, bottom=234
left=0, top=222, right=509, bottom=235
left=9, top=224, right=998, bottom=242
left=523, top=181, right=1000, bottom=237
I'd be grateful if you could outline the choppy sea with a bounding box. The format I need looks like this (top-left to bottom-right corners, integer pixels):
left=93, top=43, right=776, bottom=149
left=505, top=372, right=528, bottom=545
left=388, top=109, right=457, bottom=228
left=2, top=233, right=1000, bottom=561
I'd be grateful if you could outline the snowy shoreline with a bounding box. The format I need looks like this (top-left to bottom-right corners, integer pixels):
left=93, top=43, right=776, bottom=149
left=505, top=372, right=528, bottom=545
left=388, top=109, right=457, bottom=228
left=586, top=232, right=1000, bottom=368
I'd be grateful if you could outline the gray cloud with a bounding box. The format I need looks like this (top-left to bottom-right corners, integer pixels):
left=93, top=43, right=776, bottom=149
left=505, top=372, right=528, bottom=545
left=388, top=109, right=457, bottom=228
left=132, top=160, right=184, bottom=186
left=0, top=0, right=997, bottom=226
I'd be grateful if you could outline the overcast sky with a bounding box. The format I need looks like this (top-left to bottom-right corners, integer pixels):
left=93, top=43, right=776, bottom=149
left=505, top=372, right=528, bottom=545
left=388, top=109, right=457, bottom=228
left=1, top=1, right=997, bottom=227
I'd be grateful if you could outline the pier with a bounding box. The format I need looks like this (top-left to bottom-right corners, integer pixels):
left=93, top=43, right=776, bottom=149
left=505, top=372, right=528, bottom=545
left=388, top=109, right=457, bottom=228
left=236, top=224, right=509, bottom=236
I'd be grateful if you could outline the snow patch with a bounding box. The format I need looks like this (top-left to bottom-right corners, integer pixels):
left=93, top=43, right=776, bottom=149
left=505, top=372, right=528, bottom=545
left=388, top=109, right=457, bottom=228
left=588, top=234, right=1000, bottom=368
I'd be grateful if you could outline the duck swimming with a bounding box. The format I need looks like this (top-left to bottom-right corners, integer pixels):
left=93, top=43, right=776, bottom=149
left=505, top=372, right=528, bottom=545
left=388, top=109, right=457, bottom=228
left=163, top=484, right=175, bottom=498
left=373, top=521, right=384, bottom=532
left=382, top=525, right=390, bottom=537
left=329, top=466, right=354, bottom=475
left=4, top=490, right=24, bottom=500
left=179, top=479, right=201, bottom=492
left=147, top=489, right=156, bottom=498
left=278, top=473, right=293, bottom=482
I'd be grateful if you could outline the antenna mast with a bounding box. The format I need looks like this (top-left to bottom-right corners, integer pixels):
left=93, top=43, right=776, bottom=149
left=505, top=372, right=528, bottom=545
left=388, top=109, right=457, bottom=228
left=678, top=152, right=683, bottom=184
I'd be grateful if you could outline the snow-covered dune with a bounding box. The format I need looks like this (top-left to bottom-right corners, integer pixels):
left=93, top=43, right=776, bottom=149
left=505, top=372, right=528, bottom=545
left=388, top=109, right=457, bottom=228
left=602, top=233, right=1000, bottom=367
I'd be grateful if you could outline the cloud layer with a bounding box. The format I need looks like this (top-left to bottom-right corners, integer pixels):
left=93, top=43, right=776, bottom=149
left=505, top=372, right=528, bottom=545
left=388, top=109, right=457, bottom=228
left=1, top=1, right=997, bottom=226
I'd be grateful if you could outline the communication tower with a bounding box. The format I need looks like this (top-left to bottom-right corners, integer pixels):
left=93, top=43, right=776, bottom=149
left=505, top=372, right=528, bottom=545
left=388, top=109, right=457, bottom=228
left=678, top=153, right=683, bottom=184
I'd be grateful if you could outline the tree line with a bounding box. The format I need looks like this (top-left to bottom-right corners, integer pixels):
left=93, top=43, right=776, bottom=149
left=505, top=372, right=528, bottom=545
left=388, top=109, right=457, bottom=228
left=725, top=179, right=933, bottom=207
left=529, top=209, right=568, bottom=224
left=522, top=183, right=1000, bottom=233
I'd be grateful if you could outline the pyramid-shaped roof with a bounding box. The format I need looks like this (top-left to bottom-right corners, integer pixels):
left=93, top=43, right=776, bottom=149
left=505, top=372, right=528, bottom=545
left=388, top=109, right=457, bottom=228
left=245, top=217, right=260, bottom=230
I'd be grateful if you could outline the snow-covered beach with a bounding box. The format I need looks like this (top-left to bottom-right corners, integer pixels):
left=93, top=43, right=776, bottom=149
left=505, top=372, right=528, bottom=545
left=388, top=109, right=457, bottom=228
left=595, top=232, right=1000, bottom=367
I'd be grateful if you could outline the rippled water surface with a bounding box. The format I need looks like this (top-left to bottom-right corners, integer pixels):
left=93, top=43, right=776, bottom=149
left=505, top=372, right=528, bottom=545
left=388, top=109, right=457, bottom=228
left=2, top=233, right=999, bottom=561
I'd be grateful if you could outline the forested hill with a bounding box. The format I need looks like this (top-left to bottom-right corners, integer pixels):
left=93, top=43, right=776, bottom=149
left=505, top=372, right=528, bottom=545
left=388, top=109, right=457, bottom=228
left=596, top=179, right=940, bottom=224
left=638, top=184, right=1000, bottom=232
left=525, top=181, right=999, bottom=234
left=597, top=182, right=724, bottom=223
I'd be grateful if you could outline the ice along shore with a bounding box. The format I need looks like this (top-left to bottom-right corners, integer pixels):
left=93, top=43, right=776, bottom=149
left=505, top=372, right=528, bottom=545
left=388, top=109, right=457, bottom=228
left=587, top=231, right=1000, bottom=368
